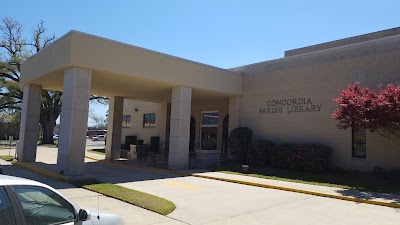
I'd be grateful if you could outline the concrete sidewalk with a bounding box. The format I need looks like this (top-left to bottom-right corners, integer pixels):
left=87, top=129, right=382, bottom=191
left=0, top=148, right=186, bottom=225
left=81, top=158, right=400, bottom=225
left=0, top=146, right=400, bottom=208
left=190, top=171, right=400, bottom=206
left=2, top=147, right=400, bottom=224
left=83, top=150, right=400, bottom=207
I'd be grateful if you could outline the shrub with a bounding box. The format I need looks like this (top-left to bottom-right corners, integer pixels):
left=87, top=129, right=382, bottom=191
left=270, top=143, right=296, bottom=169
left=293, top=144, right=331, bottom=171
left=372, top=166, right=387, bottom=178
left=271, top=143, right=331, bottom=171
left=388, top=169, right=400, bottom=179
left=247, top=140, right=275, bottom=166
left=228, top=127, right=253, bottom=162
left=373, top=167, right=400, bottom=180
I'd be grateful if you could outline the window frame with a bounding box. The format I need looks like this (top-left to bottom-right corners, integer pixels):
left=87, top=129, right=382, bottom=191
left=143, top=113, right=156, bottom=128
left=122, top=115, right=131, bottom=128
left=0, top=186, right=17, bottom=225
left=352, top=127, right=366, bottom=158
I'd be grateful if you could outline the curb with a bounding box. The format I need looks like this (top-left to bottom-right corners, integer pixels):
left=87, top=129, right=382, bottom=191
left=12, top=156, right=400, bottom=209
left=12, top=160, right=96, bottom=184
left=12, top=161, right=67, bottom=182
left=88, top=157, right=400, bottom=209
left=85, top=155, right=103, bottom=161
left=191, top=174, right=400, bottom=209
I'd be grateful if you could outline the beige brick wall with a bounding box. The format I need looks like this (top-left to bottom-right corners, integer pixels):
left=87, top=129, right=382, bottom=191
left=122, top=99, right=229, bottom=152
left=121, top=100, right=168, bottom=144
left=238, top=37, right=400, bottom=172
left=119, top=32, right=400, bottom=171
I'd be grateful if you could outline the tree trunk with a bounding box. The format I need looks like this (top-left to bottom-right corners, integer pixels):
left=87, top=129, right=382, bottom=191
left=39, top=90, right=62, bottom=145
left=41, top=119, right=56, bottom=144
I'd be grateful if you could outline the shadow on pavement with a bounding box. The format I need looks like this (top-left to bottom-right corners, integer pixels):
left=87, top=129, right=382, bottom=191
left=335, top=188, right=400, bottom=204
left=1, top=163, right=76, bottom=189
left=1, top=159, right=190, bottom=189
left=5, top=156, right=400, bottom=207
left=83, top=160, right=187, bottom=184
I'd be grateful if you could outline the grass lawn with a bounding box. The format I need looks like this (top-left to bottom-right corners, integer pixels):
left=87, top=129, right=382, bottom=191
left=0, top=143, right=16, bottom=149
left=84, top=183, right=175, bottom=215
left=38, top=140, right=58, bottom=148
left=0, top=155, right=14, bottom=161
left=88, top=149, right=106, bottom=155
left=219, top=161, right=400, bottom=195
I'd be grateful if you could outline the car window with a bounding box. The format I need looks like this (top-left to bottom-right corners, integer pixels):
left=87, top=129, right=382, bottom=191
left=0, top=187, right=16, bottom=225
left=13, top=185, right=76, bottom=225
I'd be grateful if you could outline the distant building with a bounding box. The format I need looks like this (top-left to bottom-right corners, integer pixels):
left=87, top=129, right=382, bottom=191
left=87, top=130, right=107, bottom=137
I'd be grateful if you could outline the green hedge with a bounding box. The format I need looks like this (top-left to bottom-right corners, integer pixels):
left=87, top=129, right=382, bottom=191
left=247, top=141, right=275, bottom=166
left=247, top=141, right=331, bottom=171
left=272, top=143, right=331, bottom=171
left=228, top=127, right=253, bottom=162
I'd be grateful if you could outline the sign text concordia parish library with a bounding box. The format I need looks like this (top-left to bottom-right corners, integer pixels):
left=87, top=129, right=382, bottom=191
left=259, top=97, right=322, bottom=114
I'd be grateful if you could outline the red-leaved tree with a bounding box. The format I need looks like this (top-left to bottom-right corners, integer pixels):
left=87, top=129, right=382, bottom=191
left=332, top=82, right=400, bottom=139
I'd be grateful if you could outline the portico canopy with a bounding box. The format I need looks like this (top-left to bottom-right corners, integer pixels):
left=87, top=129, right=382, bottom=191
left=21, top=31, right=242, bottom=102
left=17, top=30, right=242, bottom=175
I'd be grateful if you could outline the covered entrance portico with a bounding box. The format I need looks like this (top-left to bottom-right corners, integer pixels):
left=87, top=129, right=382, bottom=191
left=18, top=31, right=242, bottom=175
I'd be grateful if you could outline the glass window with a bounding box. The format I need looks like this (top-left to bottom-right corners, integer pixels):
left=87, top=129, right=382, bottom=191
left=201, top=111, right=218, bottom=150
left=122, top=115, right=131, bottom=128
left=201, top=112, right=218, bottom=126
left=0, top=187, right=16, bottom=225
left=13, top=185, right=76, bottom=225
left=352, top=127, right=366, bottom=158
left=143, top=113, right=156, bottom=128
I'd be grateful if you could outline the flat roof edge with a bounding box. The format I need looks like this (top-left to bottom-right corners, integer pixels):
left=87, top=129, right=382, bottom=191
left=68, top=30, right=240, bottom=76
left=285, top=27, right=400, bottom=57
left=231, top=33, right=400, bottom=75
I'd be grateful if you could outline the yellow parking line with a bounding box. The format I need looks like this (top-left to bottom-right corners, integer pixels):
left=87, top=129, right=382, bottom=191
left=88, top=157, right=400, bottom=209
left=165, top=181, right=202, bottom=190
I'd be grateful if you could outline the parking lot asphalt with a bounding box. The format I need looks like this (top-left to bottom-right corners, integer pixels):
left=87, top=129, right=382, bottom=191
left=1, top=146, right=400, bottom=224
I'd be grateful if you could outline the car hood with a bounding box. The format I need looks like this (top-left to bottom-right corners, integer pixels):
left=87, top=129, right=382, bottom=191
left=82, top=207, right=124, bottom=225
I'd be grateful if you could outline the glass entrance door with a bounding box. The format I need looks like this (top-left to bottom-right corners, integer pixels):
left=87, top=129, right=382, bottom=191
left=201, top=127, right=217, bottom=150
left=201, top=111, right=218, bottom=150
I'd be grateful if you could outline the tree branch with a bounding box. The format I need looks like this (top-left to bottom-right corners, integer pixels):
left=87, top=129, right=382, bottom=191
left=0, top=72, right=19, bottom=82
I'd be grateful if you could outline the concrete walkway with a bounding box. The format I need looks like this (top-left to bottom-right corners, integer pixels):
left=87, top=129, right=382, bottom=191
left=1, top=147, right=400, bottom=224
left=83, top=150, right=400, bottom=207
left=0, top=147, right=185, bottom=225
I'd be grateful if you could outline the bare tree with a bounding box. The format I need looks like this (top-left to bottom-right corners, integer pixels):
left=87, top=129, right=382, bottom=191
left=88, top=109, right=107, bottom=130
left=0, top=18, right=107, bottom=144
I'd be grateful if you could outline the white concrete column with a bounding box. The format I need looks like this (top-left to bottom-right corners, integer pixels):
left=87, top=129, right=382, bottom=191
left=57, top=67, right=91, bottom=176
left=17, top=84, right=42, bottom=162
left=106, top=96, right=123, bottom=160
left=228, top=96, right=240, bottom=133
left=168, top=86, right=192, bottom=170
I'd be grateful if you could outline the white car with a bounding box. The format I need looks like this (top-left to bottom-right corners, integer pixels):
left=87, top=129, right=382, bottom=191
left=91, top=135, right=106, bottom=141
left=0, top=175, right=124, bottom=225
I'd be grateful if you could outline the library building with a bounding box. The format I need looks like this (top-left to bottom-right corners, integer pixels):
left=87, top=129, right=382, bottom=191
left=17, top=28, right=400, bottom=175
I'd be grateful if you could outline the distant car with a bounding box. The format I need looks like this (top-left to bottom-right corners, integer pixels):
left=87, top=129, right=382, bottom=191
left=91, top=135, right=106, bottom=141
left=0, top=174, right=124, bottom=225
left=53, top=134, right=59, bottom=141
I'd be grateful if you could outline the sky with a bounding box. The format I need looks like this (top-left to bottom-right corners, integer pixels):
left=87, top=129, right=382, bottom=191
left=2, top=0, right=399, bottom=124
